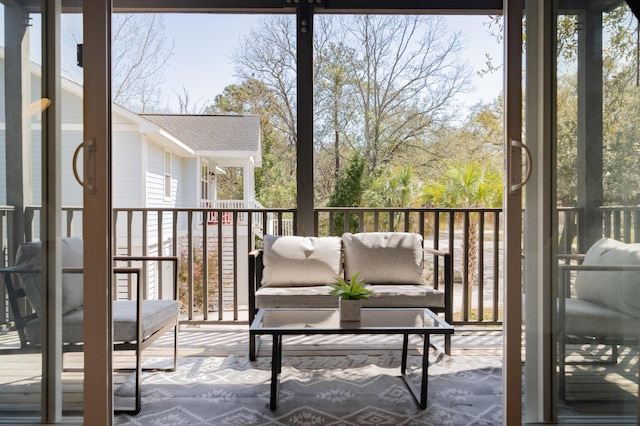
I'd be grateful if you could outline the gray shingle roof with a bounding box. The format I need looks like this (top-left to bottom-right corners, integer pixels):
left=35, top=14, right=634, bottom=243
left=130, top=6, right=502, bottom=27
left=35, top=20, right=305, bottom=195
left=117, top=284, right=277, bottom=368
left=140, top=114, right=260, bottom=152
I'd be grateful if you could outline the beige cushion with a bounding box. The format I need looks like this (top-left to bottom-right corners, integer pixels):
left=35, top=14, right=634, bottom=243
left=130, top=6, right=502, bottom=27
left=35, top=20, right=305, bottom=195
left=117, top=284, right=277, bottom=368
left=342, top=232, right=425, bottom=285
left=25, top=299, right=180, bottom=345
left=576, top=238, right=640, bottom=318
left=261, top=235, right=342, bottom=287
left=565, top=298, right=640, bottom=338
left=255, top=284, right=444, bottom=309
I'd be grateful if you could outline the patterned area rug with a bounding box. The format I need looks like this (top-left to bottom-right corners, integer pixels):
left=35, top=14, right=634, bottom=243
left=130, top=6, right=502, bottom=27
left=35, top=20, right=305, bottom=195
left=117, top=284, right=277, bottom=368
left=114, top=352, right=503, bottom=425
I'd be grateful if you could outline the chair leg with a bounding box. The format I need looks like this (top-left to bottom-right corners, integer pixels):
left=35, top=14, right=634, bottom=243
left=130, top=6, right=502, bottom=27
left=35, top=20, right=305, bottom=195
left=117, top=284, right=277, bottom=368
left=250, top=332, right=260, bottom=361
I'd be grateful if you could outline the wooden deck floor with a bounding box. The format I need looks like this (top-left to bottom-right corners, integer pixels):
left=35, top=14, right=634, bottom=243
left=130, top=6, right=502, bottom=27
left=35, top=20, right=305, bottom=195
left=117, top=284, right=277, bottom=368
left=0, top=325, right=638, bottom=420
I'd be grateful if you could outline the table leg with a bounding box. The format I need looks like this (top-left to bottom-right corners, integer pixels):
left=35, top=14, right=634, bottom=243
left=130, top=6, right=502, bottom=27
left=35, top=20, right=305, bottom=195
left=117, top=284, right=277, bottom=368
left=401, top=334, right=409, bottom=374
left=400, top=333, right=430, bottom=409
left=270, top=334, right=281, bottom=410
left=419, top=333, right=429, bottom=409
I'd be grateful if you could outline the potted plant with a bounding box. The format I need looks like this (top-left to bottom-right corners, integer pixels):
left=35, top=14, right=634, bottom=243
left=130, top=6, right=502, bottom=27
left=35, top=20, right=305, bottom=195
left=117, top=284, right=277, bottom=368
left=329, top=271, right=373, bottom=321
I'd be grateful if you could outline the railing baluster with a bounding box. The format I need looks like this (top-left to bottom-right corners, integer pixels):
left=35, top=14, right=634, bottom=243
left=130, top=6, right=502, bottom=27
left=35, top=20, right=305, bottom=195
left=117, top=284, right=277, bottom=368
left=463, top=211, right=470, bottom=322
left=203, top=210, right=209, bottom=322
left=233, top=211, right=238, bottom=321
left=217, top=211, right=223, bottom=320
left=187, top=211, right=194, bottom=321
left=478, top=211, right=485, bottom=322
left=624, top=210, right=631, bottom=242
left=493, top=211, right=500, bottom=322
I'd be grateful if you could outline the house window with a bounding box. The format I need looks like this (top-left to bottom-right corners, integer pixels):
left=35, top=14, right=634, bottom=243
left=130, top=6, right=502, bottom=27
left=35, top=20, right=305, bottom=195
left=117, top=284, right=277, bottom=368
left=164, top=150, right=172, bottom=200
left=201, top=162, right=210, bottom=200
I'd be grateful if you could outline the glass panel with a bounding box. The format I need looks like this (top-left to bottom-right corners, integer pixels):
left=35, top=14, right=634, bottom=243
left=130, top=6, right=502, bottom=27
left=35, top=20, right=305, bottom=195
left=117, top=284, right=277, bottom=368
left=0, top=1, right=84, bottom=420
left=0, top=3, right=46, bottom=420
left=556, top=2, right=640, bottom=420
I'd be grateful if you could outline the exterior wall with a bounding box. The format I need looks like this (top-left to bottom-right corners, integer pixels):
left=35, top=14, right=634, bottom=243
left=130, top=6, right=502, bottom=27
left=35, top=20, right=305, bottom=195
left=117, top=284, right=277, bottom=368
left=179, top=157, right=198, bottom=208
left=146, top=143, right=177, bottom=208
left=112, top=128, right=144, bottom=208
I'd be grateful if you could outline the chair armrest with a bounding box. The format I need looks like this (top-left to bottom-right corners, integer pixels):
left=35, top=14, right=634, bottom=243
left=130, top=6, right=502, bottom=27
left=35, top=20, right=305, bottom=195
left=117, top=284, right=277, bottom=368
left=558, top=261, right=640, bottom=301
left=248, top=250, right=263, bottom=320
left=113, top=256, right=179, bottom=301
left=423, top=247, right=453, bottom=324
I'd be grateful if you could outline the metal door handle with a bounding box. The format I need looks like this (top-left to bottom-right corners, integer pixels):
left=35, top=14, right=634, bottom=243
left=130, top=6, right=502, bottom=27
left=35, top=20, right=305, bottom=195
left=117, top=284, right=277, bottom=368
left=509, top=138, right=532, bottom=194
left=72, top=139, right=96, bottom=194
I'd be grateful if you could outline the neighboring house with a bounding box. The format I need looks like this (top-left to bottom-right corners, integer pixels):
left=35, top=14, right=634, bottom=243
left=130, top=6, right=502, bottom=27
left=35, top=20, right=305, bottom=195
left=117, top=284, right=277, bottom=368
left=0, top=56, right=262, bottom=305
left=0, top=51, right=262, bottom=215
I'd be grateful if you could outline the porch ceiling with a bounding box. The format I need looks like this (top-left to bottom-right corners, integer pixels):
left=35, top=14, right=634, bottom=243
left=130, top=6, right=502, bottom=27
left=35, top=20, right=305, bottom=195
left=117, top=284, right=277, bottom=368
left=9, top=0, right=629, bottom=14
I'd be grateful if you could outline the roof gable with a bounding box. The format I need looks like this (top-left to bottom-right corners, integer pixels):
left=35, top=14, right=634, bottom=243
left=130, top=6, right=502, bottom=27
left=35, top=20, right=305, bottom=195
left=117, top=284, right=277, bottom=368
left=140, top=114, right=261, bottom=153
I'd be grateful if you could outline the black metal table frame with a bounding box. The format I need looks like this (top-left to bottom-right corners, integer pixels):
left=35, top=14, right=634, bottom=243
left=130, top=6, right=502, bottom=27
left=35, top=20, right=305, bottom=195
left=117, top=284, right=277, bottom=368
left=250, top=308, right=454, bottom=410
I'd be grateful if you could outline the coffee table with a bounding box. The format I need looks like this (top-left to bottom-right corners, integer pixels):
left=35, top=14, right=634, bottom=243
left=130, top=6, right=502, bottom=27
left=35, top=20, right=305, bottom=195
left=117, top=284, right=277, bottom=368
left=249, top=307, right=454, bottom=410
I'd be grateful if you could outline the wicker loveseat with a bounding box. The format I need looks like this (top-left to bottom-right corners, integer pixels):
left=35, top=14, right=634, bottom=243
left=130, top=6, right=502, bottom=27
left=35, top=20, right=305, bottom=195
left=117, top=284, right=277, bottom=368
left=248, top=232, right=453, bottom=359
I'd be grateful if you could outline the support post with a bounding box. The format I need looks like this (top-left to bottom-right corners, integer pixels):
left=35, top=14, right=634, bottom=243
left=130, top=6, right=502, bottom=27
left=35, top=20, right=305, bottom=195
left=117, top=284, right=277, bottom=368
left=296, top=2, right=314, bottom=236
left=577, top=9, right=603, bottom=252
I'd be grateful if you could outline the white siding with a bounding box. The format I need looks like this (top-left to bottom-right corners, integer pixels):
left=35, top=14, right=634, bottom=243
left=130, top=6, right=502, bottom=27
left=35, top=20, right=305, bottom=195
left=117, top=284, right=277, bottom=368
left=179, top=157, right=198, bottom=208
left=146, top=143, right=175, bottom=207
left=113, top=130, right=144, bottom=208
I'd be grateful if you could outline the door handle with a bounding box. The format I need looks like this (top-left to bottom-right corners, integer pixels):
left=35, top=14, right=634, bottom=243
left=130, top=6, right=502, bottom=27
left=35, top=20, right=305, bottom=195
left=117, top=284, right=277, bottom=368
left=508, top=138, right=532, bottom=194
left=72, top=139, right=96, bottom=194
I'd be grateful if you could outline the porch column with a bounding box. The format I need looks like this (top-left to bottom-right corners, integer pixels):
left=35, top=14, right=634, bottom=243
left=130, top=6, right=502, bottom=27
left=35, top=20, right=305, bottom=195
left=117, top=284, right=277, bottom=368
left=576, top=9, right=603, bottom=252
left=296, top=2, right=314, bottom=236
left=243, top=156, right=255, bottom=206
left=4, top=6, right=32, bottom=261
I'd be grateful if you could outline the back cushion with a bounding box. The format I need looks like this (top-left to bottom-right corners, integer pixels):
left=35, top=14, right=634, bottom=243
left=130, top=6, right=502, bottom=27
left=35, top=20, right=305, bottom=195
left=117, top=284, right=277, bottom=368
left=575, top=238, right=640, bottom=318
left=342, top=232, right=426, bottom=285
left=16, top=238, right=84, bottom=316
left=261, top=234, right=342, bottom=287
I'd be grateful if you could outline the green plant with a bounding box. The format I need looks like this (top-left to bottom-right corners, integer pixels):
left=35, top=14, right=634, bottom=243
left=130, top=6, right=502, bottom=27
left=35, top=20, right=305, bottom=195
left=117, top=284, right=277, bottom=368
left=329, top=271, right=373, bottom=300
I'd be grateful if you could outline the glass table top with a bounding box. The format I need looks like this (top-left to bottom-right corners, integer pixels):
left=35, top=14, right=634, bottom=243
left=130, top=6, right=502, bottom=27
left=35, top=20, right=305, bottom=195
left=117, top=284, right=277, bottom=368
left=251, top=308, right=453, bottom=334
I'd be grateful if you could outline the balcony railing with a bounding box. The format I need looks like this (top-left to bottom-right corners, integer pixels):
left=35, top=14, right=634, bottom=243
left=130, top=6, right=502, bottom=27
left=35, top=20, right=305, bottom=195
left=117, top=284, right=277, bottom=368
left=3, top=204, right=639, bottom=332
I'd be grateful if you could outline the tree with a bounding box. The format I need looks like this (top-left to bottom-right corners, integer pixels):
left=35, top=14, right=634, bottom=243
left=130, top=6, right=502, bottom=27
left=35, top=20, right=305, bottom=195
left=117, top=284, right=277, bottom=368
left=62, top=14, right=174, bottom=113
left=421, top=160, right=502, bottom=314
left=315, top=42, right=359, bottom=187
left=111, top=14, right=174, bottom=112
left=327, top=153, right=367, bottom=233
left=362, top=167, right=420, bottom=208
left=340, top=15, right=471, bottom=175
left=175, top=86, right=208, bottom=114
left=207, top=80, right=296, bottom=207
left=555, top=5, right=640, bottom=206
left=231, top=15, right=472, bottom=206
left=232, top=16, right=299, bottom=149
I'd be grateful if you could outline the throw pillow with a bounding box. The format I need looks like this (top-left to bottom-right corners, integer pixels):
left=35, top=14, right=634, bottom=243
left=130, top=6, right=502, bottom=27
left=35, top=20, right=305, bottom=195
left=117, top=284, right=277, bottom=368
left=261, top=234, right=342, bottom=287
left=342, top=232, right=426, bottom=285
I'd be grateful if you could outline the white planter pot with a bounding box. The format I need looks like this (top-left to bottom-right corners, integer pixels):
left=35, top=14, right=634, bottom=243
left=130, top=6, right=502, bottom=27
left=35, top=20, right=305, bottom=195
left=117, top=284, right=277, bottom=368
left=339, top=299, right=362, bottom=322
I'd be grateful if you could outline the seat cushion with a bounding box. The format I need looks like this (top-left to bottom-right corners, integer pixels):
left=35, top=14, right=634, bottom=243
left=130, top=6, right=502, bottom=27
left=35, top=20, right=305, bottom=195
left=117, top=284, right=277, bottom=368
left=261, top=234, right=342, bottom=287
left=575, top=238, right=640, bottom=318
left=16, top=238, right=84, bottom=316
left=564, top=298, right=640, bottom=339
left=255, top=284, right=444, bottom=309
left=342, top=232, right=426, bottom=285
left=24, top=300, right=179, bottom=345
left=112, top=300, right=180, bottom=343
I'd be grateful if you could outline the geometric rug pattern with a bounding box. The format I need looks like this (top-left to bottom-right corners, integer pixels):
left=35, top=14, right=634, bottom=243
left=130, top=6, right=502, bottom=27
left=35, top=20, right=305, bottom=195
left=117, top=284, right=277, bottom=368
left=114, top=352, right=503, bottom=425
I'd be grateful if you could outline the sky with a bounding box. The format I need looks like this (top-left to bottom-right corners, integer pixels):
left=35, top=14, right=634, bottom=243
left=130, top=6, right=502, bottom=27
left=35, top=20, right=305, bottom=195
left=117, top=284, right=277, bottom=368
left=160, top=14, right=504, bottom=114
left=0, top=10, right=504, bottom=116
